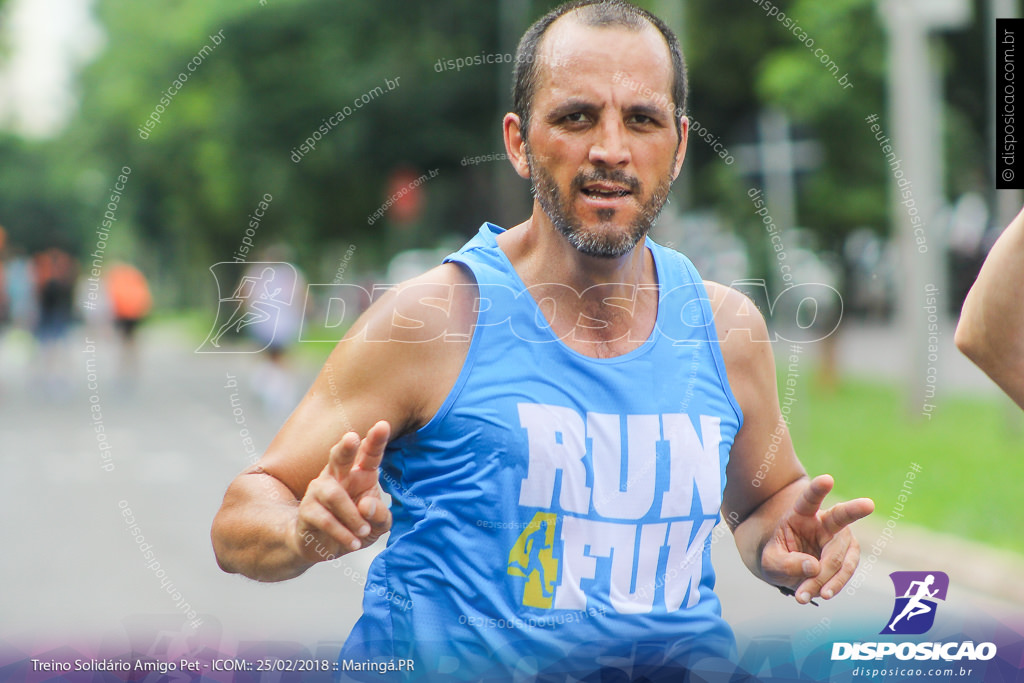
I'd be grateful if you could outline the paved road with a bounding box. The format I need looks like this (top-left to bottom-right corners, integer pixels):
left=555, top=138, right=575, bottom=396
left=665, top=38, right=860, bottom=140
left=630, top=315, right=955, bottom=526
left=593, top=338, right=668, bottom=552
left=0, top=318, right=1019, bottom=670
left=0, top=323, right=375, bottom=656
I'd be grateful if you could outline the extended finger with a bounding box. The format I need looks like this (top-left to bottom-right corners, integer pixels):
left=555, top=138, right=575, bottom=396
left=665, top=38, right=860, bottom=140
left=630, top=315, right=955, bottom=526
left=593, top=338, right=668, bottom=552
left=345, top=422, right=391, bottom=495
left=352, top=421, right=391, bottom=473
left=327, top=432, right=360, bottom=480
left=791, top=474, right=835, bottom=519
left=820, top=498, right=875, bottom=537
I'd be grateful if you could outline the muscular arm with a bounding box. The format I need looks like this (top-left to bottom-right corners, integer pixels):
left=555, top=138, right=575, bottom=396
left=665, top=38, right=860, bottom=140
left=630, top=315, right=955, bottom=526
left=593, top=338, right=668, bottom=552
left=955, top=207, right=1024, bottom=408
left=710, top=282, right=873, bottom=603
left=211, top=264, right=475, bottom=582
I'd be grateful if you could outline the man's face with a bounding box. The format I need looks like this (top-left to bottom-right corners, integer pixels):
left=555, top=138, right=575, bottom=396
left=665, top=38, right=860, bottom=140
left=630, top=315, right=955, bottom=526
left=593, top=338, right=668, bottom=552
left=523, top=19, right=686, bottom=259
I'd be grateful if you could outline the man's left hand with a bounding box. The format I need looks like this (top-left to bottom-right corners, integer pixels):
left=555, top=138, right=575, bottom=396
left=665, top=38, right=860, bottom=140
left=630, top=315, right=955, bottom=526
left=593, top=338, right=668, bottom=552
left=760, top=474, right=875, bottom=605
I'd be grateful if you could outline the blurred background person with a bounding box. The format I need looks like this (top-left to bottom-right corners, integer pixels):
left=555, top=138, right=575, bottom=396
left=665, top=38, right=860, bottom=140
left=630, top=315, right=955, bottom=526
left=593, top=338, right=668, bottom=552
left=244, top=246, right=307, bottom=419
left=0, top=226, right=9, bottom=330
left=0, top=239, right=36, bottom=401
left=31, top=242, right=76, bottom=397
left=5, top=244, right=35, bottom=333
left=105, top=261, right=152, bottom=387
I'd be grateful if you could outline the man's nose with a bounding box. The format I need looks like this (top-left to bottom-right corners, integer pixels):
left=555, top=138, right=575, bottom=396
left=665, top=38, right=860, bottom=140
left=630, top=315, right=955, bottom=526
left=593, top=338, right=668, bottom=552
left=589, top=119, right=631, bottom=167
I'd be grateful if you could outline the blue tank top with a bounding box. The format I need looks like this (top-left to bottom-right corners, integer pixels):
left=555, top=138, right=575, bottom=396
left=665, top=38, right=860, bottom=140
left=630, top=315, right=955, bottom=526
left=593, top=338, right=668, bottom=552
left=340, top=223, right=743, bottom=681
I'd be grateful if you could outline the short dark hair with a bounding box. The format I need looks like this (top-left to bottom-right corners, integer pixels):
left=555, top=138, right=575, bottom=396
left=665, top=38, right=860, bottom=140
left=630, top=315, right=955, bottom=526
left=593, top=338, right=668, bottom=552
left=511, top=0, right=687, bottom=141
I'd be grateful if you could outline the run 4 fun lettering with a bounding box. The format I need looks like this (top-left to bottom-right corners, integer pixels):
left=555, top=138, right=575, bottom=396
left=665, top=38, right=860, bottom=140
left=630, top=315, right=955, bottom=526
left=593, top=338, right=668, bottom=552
left=507, top=403, right=723, bottom=615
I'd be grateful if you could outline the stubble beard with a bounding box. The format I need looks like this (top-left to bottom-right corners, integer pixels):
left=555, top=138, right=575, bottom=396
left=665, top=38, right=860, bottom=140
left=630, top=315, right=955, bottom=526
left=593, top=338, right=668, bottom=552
left=527, top=147, right=674, bottom=259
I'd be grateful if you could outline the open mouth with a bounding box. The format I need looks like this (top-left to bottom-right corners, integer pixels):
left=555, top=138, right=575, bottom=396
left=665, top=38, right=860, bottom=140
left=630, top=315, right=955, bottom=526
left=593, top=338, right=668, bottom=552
left=580, top=185, right=632, bottom=199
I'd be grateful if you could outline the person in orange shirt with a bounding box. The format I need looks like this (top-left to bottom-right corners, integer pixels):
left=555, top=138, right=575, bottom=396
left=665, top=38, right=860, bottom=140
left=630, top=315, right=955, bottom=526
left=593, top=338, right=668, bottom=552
left=106, top=262, right=152, bottom=380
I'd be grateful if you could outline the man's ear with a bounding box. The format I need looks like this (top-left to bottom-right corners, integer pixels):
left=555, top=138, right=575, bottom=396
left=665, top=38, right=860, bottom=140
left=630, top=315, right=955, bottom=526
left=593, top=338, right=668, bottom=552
left=672, top=115, right=689, bottom=181
left=504, top=113, right=532, bottom=180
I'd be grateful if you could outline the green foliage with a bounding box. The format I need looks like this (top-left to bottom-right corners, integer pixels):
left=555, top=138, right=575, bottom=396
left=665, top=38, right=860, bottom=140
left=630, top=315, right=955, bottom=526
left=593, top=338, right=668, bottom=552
left=790, top=374, right=1024, bottom=554
left=0, top=134, right=88, bottom=253
left=58, top=0, right=514, bottom=304
left=681, top=0, right=793, bottom=234
left=679, top=0, right=889, bottom=250
left=0, top=0, right=990, bottom=302
left=684, top=0, right=983, bottom=255
left=757, top=0, right=887, bottom=249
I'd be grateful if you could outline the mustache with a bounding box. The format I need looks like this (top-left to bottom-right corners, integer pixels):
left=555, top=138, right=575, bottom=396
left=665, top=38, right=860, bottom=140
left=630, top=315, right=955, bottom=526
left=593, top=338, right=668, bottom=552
left=570, top=168, right=641, bottom=194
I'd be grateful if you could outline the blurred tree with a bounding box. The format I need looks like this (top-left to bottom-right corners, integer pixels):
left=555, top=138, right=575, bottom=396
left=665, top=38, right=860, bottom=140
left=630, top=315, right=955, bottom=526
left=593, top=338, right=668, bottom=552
left=0, top=0, right=989, bottom=309
left=943, top=0, right=990, bottom=200
left=740, top=0, right=981, bottom=253
left=685, top=0, right=888, bottom=253
left=65, top=0, right=515, bottom=304
left=757, top=0, right=889, bottom=252
left=0, top=134, right=87, bottom=253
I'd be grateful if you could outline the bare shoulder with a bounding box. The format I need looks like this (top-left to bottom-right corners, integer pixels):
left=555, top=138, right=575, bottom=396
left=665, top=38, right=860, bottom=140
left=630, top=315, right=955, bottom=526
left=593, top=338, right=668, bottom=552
left=347, top=261, right=478, bottom=345
left=705, top=281, right=770, bottom=348
left=325, top=261, right=478, bottom=434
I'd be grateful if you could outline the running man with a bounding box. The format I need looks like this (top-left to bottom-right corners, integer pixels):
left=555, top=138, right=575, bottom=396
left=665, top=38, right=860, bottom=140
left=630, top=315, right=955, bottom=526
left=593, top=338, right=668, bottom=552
left=888, top=574, right=938, bottom=631
left=212, top=1, right=873, bottom=679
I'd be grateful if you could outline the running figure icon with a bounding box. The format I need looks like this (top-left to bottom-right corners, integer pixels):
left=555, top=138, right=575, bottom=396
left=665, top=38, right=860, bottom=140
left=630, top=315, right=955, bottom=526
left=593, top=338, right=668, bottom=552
left=196, top=261, right=299, bottom=353
left=882, top=571, right=949, bottom=635
left=888, top=574, right=938, bottom=631
left=508, top=520, right=556, bottom=599
left=211, top=267, right=281, bottom=347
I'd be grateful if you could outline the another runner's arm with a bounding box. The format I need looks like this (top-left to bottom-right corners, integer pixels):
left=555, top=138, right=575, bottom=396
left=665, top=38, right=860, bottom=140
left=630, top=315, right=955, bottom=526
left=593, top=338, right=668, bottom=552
left=211, top=264, right=475, bottom=582
left=711, top=283, right=873, bottom=604
left=955, top=206, right=1024, bottom=409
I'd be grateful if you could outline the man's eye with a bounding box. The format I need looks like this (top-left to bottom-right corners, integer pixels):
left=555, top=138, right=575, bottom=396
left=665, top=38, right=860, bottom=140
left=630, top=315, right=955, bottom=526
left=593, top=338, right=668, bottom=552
left=629, top=114, right=654, bottom=125
left=564, top=112, right=589, bottom=123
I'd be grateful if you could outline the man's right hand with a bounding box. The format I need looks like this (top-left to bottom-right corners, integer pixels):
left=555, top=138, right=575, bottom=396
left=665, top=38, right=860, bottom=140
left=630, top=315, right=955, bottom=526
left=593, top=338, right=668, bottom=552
left=212, top=263, right=474, bottom=581
left=289, top=420, right=393, bottom=564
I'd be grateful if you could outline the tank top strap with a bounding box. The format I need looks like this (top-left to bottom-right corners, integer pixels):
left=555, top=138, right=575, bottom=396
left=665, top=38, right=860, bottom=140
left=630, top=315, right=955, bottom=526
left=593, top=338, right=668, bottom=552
left=443, top=222, right=509, bottom=287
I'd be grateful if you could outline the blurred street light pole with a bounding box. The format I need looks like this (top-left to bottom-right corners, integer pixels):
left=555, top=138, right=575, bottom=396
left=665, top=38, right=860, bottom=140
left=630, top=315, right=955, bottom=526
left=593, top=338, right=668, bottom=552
left=879, top=0, right=970, bottom=417
left=733, top=110, right=823, bottom=302
left=734, top=109, right=823, bottom=238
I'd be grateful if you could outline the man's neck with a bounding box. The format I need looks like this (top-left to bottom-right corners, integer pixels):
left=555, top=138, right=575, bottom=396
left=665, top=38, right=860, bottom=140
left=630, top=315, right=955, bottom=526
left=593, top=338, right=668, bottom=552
left=495, top=211, right=659, bottom=357
left=500, top=212, right=656, bottom=291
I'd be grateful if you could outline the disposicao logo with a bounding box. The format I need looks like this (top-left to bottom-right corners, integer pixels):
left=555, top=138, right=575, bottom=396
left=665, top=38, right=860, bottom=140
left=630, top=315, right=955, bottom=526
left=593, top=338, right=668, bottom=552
left=831, top=570, right=997, bottom=663
left=881, top=571, right=948, bottom=635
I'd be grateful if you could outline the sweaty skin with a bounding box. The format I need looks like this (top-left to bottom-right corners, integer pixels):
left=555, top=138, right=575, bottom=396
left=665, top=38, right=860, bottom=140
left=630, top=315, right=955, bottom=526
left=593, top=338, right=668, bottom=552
left=211, top=13, right=873, bottom=608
